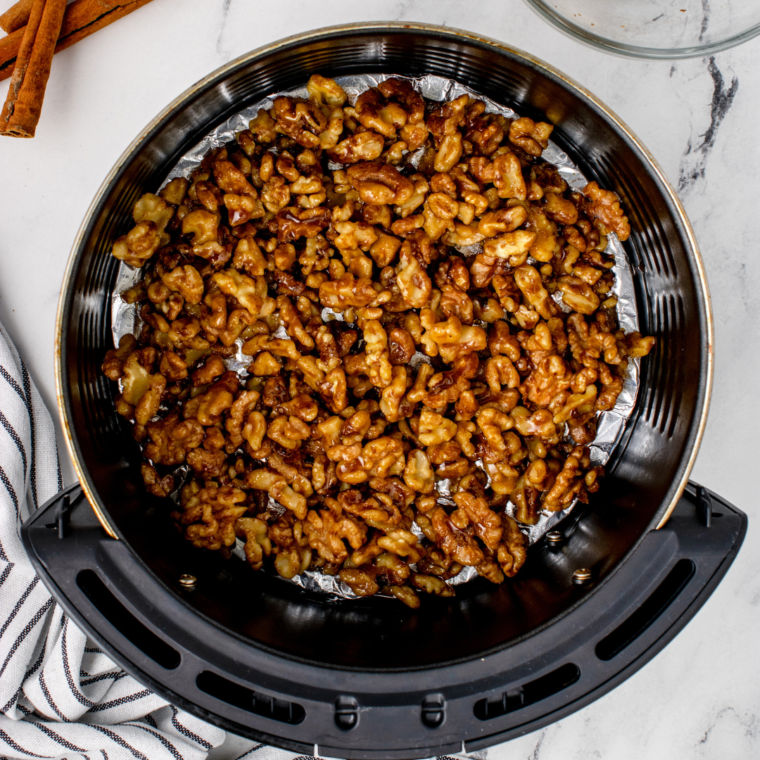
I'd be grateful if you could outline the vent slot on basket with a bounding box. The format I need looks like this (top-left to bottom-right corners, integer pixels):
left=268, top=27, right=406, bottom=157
left=77, top=570, right=180, bottom=670
left=197, top=671, right=305, bottom=725
left=595, top=558, right=695, bottom=661
left=474, top=663, right=580, bottom=721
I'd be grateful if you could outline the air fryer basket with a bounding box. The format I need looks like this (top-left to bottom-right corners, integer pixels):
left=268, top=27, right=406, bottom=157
left=24, top=22, right=745, bottom=760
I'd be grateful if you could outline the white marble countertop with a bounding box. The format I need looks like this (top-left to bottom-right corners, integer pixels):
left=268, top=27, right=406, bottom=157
left=1, top=1, right=758, bottom=758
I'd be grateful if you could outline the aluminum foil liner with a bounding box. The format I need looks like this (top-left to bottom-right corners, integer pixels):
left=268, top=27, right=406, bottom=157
left=111, top=74, right=642, bottom=600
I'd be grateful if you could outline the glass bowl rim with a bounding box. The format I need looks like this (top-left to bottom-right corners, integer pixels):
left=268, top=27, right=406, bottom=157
left=523, top=0, right=760, bottom=59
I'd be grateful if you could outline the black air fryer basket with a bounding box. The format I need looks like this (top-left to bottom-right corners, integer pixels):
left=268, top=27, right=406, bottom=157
left=23, top=23, right=746, bottom=760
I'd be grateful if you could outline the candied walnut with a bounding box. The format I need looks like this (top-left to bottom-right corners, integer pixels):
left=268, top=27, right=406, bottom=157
left=377, top=529, right=424, bottom=563
left=269, top=514, right=312, bottom=579
left=339, top=569, right=379, bottom=597
left=335, top=436, right=405, bottom=485
left=261, top=176, right=291, bottom=213
left=374, top=552, right=412, bottom=585
left=174, top=485, right=247, bottom=551
left=380, top=366, right=408, bottom=422
left=557, top=275, right=601, bottom=315
left=212, top=269, right=274, bottom=319
left=434, top=133, right=463, bottom=173
left=404, top=449, right=434, bottom=494
left=118, top=349, right=158, bottom=406
left=319, top=273, right=382, bottom=310
left=584, top=181, right=631, bottom=241
left=509, top=117, right=553, bottom=157
left=522, top=355, right=573, bottom=408
left=478, top=206, right=528, bottom=237
left=141, top=463, right=174, bottom=499
left=493, top=151, right=527, bottom=200
left=426, top=192, right=459, bottom=221
left=267, top=414, right=311, bottom=450
left=418, top=408, right=457, bottom=446
left=112, top=221, right=162, bottom=268
left=389, top=585, right=421, bottom=608
left=235, top=517, right=272, bottom=570
left=304, top=504, right=367, bottom=563
left=246, top=468, right=307, bottom=519
left=134, top=373, right=165, bottom=426
left=332, top=220, right=378, bottom=252
left=354, top=84, right=408, bottom=138
left=425, top=354, right=478, bottom=408
left=194, top=373, right=237, bottom=426
left=214, top=159, right=256, bottom=196
left=133, top=193, right=174, bottom=240
left=514, top=265, right=553, bottom=320
left=485, top=355, right=519, bottom=392
left=452, top=492, right=502, bottom=552
left=224, top=390, right=260, bottom=448
left=248, top=110, right=277, bottom=142
left=466, top=105, right=505, bottom=156
left=192, top=180, right=223, bottom=212
left=427, top=316, right=487, bottom=364
left=554, top=385, right=597, bottom=423
left=363, top=319, right=393, bottom=389
left=187, top=446, right=227, bottom=478
left=347, top=162, right=415, bottom=206
left=439, top=283, right=473, bottom=324
left=395, top=174, right=429, bottom=219
left=427, top=94, right=468, bottom=143
left=395, top=241, right=432, bottom=309
left=160, top=177, right=189, bottom=206
left=370, top=233, right=402, bottom=267
left=621, top=332, right=656, bottom=358
left=329, top=131, right=385, bottom=164
left=497, top=513, right=527, bottom=576
left=276, top=206, right=331, bottom=242
left=483, top=230, right=537, bottom=267
left=307, top=74, right=347, bottom=107
left=430, top=507, right=484, bottom=566
left=543, top=454, right=584, bottom=510
left=160, top=265, right=204, bottom=305
left=102, top=334, right=138, bottom=380
left=338, top=490, right=402, bottom=532
left=378, top=78, right=425, bottom=123
left=543, top=192, right=578, bottom=225
left=388, top=327, right=416, bottom=365
left=272, top=97, right=327, bottom=148
left=144, top=413, right=203, bottom=466
left=224, top=194, right=264, bottom=226
left=182, top=209, right=219, bottom=245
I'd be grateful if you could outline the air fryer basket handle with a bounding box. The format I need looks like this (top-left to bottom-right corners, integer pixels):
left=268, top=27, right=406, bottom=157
left=21, top=482, right=746, bottom=760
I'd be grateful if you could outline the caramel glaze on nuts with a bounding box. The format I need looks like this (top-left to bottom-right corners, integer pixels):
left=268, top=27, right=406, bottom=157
left=105, top=75, right=655, bottom=607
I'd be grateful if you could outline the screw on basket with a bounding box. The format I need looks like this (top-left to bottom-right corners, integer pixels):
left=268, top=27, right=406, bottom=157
left=546, top=530, right=564, bottom=545
left=572, top=568, right=593, bottom=584
left=179, top=574, right=197, bottom=589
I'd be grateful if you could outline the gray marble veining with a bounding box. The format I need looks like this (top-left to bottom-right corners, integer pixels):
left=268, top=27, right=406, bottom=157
left=0, top=0, right=757, bottom=758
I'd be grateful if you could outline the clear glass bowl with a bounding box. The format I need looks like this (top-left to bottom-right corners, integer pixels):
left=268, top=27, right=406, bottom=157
left=524, top=0, right=760, bottom=58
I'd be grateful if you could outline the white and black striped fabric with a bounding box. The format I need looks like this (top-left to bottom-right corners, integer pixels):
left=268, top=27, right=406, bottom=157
left=0, top=320, right=483, bottom=760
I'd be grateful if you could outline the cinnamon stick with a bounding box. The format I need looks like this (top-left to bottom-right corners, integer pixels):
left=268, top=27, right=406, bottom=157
left=0, top=0, right=156, bottom=81
left=1, top=0, right=67, bottom=137
left=0, top=0, right=34, bottom=34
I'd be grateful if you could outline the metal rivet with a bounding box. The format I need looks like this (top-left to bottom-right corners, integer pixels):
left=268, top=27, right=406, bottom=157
left=546, top=530, right=563, bottom=544
left=179, top=574, right=197, bottom=589
left=572, top=568, right=592, bottom=584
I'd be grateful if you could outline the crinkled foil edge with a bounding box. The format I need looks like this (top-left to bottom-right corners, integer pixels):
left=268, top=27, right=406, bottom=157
left=111, top=73, right=640, bottom=600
